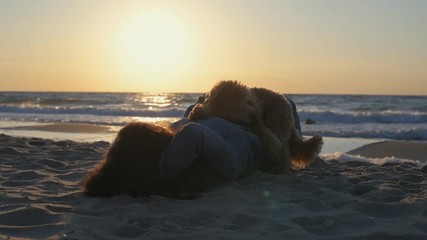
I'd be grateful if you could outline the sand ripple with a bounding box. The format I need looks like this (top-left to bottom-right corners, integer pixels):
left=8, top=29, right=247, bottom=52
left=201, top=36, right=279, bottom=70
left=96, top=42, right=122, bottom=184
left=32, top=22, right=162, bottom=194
left=0, top=134, right=426, bottom=239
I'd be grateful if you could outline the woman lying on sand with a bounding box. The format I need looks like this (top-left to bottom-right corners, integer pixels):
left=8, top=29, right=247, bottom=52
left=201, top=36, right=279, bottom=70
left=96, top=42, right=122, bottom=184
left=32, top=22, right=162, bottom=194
left=83, top=117, right=268, bottom=198
left=83, top=83, right=319, bottom=199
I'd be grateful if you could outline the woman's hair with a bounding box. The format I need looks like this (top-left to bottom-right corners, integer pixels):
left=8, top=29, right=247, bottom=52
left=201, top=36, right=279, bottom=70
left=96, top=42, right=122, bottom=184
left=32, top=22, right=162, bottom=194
left=82, top=122, right=173, bottom=197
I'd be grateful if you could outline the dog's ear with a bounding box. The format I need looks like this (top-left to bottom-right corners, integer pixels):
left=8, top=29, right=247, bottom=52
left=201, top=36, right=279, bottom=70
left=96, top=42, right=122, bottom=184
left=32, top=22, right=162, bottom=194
left=188, top=103, right=207, bottom=121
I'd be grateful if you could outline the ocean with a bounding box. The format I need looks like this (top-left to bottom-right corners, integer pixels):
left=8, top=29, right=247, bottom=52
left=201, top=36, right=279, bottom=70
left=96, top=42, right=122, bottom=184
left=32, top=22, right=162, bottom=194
left=1, top=92, right=426, bottom=141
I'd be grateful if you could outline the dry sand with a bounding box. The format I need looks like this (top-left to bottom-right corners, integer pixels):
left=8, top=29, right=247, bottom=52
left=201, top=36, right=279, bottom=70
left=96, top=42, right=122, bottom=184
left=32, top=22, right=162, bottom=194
left=1, top=134, right=427, bottom=239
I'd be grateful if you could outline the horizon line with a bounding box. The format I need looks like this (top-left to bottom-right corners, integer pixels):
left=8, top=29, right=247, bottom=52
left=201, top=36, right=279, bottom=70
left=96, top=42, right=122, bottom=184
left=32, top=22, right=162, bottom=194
left=0, top=90, right=426, bottom=97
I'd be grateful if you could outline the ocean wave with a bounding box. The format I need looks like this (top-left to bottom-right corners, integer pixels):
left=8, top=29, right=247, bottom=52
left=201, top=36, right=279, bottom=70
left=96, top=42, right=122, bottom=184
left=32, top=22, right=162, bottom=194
left=0, top=92, right=201, bottom=108
left=304, top=128, right=427, bottom=141
left=299, top=110, right=427, bottom=124
left=321, top=152, right=425, bottom=167
left=2, top=93, right=427, bottom=142
left=2, top=104, right=427, bottom=125
left=0, top=106, right=185, bottom=118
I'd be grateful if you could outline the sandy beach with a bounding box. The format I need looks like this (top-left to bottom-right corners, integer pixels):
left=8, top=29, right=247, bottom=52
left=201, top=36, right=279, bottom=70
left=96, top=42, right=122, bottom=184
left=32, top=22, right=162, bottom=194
left=1, top=124, right=427, bottom=239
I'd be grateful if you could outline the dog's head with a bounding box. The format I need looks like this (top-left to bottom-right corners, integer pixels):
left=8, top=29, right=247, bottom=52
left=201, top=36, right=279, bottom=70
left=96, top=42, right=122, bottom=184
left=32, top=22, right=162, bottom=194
left=195, top=80, right=261, bottom=126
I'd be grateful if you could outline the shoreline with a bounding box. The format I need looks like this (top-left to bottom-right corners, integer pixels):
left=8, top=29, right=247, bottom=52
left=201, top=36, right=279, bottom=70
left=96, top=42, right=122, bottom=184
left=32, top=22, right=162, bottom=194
left=0, top=122, right=118, bottom=143
left=1, top=122, right=427, bottom=158
left=0, top=122, right=376, bottom=153
left=0, top=122, right=426, bottom=163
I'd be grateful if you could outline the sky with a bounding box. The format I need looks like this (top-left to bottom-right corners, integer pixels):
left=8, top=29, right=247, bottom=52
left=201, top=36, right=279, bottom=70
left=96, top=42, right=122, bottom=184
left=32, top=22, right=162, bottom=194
left=0, top=0, right=426, bottom=95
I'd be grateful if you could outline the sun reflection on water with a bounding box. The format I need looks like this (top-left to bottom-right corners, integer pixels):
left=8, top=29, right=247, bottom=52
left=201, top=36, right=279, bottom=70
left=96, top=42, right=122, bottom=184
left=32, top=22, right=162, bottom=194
left=131, top=93, right=177, bottom=108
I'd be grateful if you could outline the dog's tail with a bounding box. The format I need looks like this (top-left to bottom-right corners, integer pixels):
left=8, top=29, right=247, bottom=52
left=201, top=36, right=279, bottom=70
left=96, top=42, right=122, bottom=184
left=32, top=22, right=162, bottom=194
left=289, top=128, right=323, bottom=168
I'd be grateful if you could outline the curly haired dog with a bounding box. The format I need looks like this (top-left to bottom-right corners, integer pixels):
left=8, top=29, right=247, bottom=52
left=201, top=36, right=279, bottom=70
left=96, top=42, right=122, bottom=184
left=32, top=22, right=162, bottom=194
left=189, top=80, right=323, bottom=174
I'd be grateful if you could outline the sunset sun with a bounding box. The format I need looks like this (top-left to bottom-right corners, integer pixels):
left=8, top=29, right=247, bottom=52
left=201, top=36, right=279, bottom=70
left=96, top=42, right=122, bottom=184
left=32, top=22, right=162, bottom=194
left=118, top=10, right=192, bottom=72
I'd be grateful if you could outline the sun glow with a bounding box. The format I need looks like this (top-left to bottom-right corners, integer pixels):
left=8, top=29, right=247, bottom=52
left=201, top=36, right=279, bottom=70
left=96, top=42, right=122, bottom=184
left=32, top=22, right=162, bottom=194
left=117, top=10, right=192, bottom=74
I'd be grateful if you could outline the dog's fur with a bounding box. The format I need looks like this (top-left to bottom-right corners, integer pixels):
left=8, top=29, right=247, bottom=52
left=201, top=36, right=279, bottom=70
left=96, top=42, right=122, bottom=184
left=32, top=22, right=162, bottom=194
left=189, top=80, right=323, bottom=174
left=189, top=81, right=259, bottom=126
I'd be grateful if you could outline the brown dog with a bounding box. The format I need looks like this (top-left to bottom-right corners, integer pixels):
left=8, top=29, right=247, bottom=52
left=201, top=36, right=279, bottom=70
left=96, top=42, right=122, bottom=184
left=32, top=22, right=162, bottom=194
left=189, top=81, right=259, bottom=126
left=189, top=80, right=323, bottom=174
